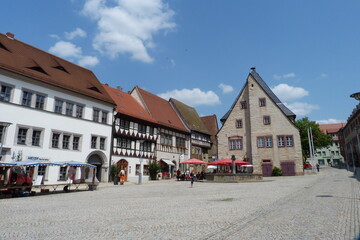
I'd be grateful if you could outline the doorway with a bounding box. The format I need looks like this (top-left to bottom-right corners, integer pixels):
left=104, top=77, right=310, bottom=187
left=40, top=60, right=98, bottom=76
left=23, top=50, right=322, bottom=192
left=88, top=154, right=103, bottom=181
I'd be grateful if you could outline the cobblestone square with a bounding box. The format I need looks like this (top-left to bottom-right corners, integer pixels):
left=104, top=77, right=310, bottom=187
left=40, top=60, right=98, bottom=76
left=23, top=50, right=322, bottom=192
left=0, top=167, right=359, bottom=240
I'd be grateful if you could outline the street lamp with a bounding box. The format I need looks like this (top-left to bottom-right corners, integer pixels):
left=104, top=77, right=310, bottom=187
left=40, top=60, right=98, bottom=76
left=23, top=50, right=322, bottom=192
left=138, top=140, right=145, bottom=185
left=231, top=155, right=236, bottom=174
left=0, top=122, right=12, bottom=161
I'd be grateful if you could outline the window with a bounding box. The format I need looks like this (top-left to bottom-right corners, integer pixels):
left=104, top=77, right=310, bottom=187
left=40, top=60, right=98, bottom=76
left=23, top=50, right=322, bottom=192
left=265, top=136, right=273, bottom=148
left=52, top=133, right=60, bottom=148
left=257, top=137, right=265, bottom=148
left=62, top=135, right=70, bottom=149
left=32, top=130, right=41, bottom=146
left=117, top=138, right=131, bottom=149
left=160, top=134, right=172, bottom=145
left=263, top=116, right=271, bottom=125
left=93, top=109, right=100, bottom=122
left=91, top=136, right=97, bottom=148
left=240, top=101, right=247, bottom=109
left=278, top=135, right=294, bottom=147
left=278, top=136, right=285, bottom=147
left=140, top=141, right=151, bottom=152
left=22, top=91, right=32, bottom=106
left=73, top=136, right=80, bottom=150
left=100, top=137, right=105, bottom=150
left=101, top=111, right=108, bottom=124
left=149, top=126, right=154, bottom=136
left=286, top=136, right=293, bottom=147
left=38, top=166, right=47, bottom=176
left=259, top=98, right=266, bottom=107
left=0, top=126, right=4, bottom=144
left=59, top=166, right=67, bottom=181
left=176, top=137, right=186, bottom=147
left=229, top=138, right=242, bottom=150
left=35, top=94, right=45, bottom=109
left=0, top=85, right=12, bottom=102
left=119, top=119, right=130, bottom=130
left=65, top=103, right=74, bottom=116
left=236, top=119, right=242, bottom=128
left=17, top=128, right=28, bottom=144
left=55, top=99, right=63, bottom=113
left=138, top=124, right=146, bottom=134
left=76, top=105, right=83, bottom=118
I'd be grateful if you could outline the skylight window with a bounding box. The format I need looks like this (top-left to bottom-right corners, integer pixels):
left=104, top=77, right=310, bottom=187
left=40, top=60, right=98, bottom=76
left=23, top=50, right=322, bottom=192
left=88, top=86, right=101, bottom=93
left=52, top=65, right=69, bottom=73
left=27, top=66, right=48, bottom=75
left=0, top=42, right=10, bottom=52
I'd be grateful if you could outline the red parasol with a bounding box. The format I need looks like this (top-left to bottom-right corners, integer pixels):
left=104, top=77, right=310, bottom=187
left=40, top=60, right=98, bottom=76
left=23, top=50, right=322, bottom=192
left=209, top=158, right=251, bottom=166
left=179, top=158, right=208, bottom=165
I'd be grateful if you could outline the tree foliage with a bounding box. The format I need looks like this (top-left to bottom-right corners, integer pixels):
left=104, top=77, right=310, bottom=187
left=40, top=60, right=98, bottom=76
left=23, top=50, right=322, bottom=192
left=148, top=160, right=161, bottom=180
left=295, top=117, right=332, bottom=159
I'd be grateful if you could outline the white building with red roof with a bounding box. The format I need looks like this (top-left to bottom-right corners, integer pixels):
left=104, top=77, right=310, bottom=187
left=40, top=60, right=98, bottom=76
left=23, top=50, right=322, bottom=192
left=0, top=32, right=115, bottom=183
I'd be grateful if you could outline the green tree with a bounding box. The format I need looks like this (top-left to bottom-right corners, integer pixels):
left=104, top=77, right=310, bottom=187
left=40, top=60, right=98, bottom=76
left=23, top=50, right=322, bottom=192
left=148, top=160, right=161, bottom=180
left=295, top=117, right=332, bottom=159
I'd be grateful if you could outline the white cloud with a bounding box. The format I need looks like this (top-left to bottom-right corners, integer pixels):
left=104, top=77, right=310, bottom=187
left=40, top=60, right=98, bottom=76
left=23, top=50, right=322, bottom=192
left=316, top=119, right=345, bottom=124
left=78, top=55, right=99, bottom=67
left=65, top=28, right=87, bottom=40
left=81, top=0, right=176, bottom=63
left=273, top=72, right=296, bottom=80
left=271, top=83, right=309, bottom=102
left=284, top=102, right=319, bottom=116
left=158, top=88, right=221, bottom=106
left=49, top=41, right=99, bottom=67
left=320, top=73, right=328, bottom=78
left=218, top=83, right=234, bottom=94
left=49, top=41, right=82, bottom=58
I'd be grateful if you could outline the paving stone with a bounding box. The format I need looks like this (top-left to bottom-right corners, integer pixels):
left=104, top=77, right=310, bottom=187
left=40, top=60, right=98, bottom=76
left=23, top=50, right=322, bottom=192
left=0, top=167, right=358, bottom=240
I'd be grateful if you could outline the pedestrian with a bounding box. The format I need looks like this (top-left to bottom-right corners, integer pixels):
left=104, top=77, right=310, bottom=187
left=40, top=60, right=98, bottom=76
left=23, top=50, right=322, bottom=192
left=190, top=171, right=194, bottom=188
left=119, top=169, right=125, bottom=185
left=316, top=164, right=320, bottom=172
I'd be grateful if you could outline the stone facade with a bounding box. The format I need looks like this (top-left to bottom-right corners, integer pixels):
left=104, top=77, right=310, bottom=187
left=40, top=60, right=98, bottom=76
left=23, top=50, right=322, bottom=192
left=217, top=69, right=303, bottom=176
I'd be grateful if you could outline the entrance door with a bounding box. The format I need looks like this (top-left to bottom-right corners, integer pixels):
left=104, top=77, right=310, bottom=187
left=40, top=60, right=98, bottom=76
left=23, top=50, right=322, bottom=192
left=281, top=161, right=295, bottom=176
left=262, top=163, right=273, bottom=177
left=88, top=154, right=103, bottom=181
left=117, top=159, right=128, bottom=181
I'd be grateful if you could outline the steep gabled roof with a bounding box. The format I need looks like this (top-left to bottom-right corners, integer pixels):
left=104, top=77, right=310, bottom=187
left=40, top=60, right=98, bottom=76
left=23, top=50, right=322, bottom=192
left=221, top=70, right=296, bottom=122
left=132, top=86, right=189, bottom=133
left=201, top=114, right=219, bottom=142
left=0, top=32, right=114, bottom=105
left=170, top=98, right=210, bottom=135
left=102, top=84, right=157, bottom=124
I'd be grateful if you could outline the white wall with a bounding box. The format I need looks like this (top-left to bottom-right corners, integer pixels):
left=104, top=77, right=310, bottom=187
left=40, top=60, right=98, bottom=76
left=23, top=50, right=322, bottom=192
left=0, top=71, right=113, bottom=183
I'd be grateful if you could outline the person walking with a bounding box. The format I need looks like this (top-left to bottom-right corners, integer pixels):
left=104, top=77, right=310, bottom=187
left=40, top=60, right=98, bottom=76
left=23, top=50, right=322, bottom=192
left=316, top=163, right=320, bottom=172
left=119, top=169, right=125, bottom=185
left=190, top=171, right=194, bottom=188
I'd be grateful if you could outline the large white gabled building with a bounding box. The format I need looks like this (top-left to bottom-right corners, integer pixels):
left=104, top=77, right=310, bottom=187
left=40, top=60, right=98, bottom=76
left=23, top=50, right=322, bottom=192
left=0, top=32, right=115, bottom=183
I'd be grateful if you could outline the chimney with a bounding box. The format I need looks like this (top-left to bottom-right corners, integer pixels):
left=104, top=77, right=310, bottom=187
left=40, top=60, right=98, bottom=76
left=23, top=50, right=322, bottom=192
left=6, top=32, right=14, bottom=39
left=250, top=67, right=256, bottom=71
left=116, top=86, right=123, bottom=91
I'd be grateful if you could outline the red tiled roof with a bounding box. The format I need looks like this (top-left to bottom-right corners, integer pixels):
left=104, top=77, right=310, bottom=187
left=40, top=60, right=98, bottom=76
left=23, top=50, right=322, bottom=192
left=133, top=86, right=189, bottom=133
left=102, top=84, right=157, bottom=124
left=0, top=33, right=114, bottom=105
left=319, top=123, right=347, bottom=134
left=201, top=114, right=219, bottom=137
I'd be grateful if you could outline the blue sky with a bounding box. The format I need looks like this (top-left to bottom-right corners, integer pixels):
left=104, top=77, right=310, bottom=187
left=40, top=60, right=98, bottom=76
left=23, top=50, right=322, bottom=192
left=1, top=0, right=359, bottom=124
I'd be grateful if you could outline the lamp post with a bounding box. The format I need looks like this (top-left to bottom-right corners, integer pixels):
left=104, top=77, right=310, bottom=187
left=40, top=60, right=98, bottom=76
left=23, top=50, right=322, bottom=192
left=350, top=92, right=360, bottom=174
left=231, top=155, right=236, bottom=174
left=0, top=122, right=12, bottom=161
left=138, top=140, right=145, bottom=185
